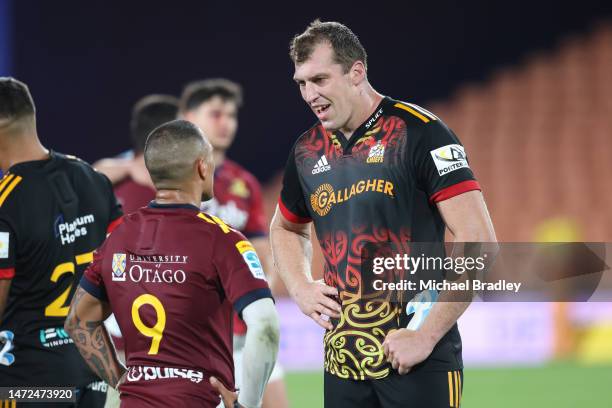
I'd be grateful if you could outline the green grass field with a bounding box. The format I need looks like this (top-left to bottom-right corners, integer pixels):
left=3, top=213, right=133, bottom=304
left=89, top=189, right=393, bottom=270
left=284, top=362, right=612, bottom=407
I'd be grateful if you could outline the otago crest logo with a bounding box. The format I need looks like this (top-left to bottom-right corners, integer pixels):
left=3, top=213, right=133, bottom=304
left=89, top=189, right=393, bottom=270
left=310, top=179, right=395, bottom=217
left=111, top=253, right=127, bottom=281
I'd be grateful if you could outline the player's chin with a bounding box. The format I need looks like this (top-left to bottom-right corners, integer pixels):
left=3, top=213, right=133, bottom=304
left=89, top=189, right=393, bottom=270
left=320, top=119, right=338, bottom=131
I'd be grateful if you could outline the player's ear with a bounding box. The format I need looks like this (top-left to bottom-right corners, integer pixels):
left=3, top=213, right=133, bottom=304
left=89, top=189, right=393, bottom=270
left=196, top=157, right=209, bottom=181
left=349, top=60, right=366, bottom=85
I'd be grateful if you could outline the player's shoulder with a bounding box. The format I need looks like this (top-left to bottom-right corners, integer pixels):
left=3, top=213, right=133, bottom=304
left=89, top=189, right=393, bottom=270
left=294, top=121, right=325, bottom=148
left=195, top=210, right=247, bottom=243
left=0, top=153, right=82, bottom=210
left=0, top=171, right=25, bottom=212
left=386, top=98, right=443, bottom=129
left=387, top=98, right=457, bottom=145
left=289, top=122, right=330, bottom=163
left=56, top=152, right=108, bottom=180
left=195, top=210, right=240, bottom=234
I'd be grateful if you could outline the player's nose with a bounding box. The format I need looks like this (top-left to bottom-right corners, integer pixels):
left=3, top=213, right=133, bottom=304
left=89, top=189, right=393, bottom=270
left=303, top=82, right=319, bottom=104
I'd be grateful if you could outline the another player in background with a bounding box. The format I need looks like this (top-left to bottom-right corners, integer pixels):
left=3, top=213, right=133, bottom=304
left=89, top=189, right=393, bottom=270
left=271, top=21, right=497, bottom=407
left=65, top=119, right=280, bottom=408
left=93, top=94, right=178, bottom=199
left=179, top=79, right=289, bottom=408
left=0, top=77, right=123, bottom=406
left=112, top=95, right=179, bottom=214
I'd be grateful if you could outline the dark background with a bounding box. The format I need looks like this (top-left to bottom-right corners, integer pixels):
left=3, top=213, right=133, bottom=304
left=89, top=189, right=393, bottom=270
left=4, top=0, right=612, bottom=181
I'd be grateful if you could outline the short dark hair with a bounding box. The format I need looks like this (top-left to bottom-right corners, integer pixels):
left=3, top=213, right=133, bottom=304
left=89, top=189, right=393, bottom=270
left=180, top=78, right=243, bottom=113
left=0, top=77, right=36, bottom=122
left=144, top=119, right=211, bottom=188
left=130, top=94, right=179, bottom=154
left=290, top=20, right=368, bottom=73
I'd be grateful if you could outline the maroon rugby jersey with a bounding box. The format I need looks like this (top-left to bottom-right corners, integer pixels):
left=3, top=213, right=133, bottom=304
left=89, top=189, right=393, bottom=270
left=202, top=159, right=267, bottom=239
left=114, top=177, right=155, bottom=215
left=80, top=202, right=272, bottom=407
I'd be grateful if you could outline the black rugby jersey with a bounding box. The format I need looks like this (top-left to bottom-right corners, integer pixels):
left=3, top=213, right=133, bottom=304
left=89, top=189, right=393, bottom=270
left=0, top=151, right=122, bottom=385
left=279, top=96, right=481, bottom=380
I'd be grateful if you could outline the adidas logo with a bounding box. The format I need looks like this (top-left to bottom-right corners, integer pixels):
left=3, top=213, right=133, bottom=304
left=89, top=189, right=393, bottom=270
left=312, top=155, right=331, bottom=175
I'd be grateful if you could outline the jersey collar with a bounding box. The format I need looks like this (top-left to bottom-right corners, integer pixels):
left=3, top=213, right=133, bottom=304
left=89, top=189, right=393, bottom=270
left=8, top=149, right=58, bottom=173
left=148, top=201, right=200, bottom=211
left=331, top=96, right=392, bottom=154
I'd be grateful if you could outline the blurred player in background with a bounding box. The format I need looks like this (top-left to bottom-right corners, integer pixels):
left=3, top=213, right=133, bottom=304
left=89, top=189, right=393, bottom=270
left=271, top=21, right=496, bottom=407
left=113, top=95, right=179, bottom=214
left=0, top=77, right=123, bottom=406
left=65, top=119, right=280, bottom=407
left=179, top=79, right=289, bottom=408
left=93, top=94, right=178, bottom=203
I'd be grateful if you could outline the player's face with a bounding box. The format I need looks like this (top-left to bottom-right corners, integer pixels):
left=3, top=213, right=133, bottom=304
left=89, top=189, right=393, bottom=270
left=293, top=43, right=355, bottom=131
left=185, top=96, right=238, bottom=152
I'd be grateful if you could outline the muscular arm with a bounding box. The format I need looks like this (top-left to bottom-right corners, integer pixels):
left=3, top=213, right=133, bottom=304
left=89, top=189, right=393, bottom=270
left=64, top=287, right=126, bottom=387
left=269, top=206, right=313, bottom=295
left=419, top=190, right=497, bottom=343
left=384, top=190, right=497, bottom=374
left=270, top=206, right=340, bottom=329
left=238, top=298, right=280, bottom=408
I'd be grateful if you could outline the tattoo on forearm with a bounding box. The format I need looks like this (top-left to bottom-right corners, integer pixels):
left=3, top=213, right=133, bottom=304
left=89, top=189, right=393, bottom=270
left=65, top=288, right=124, bottom=387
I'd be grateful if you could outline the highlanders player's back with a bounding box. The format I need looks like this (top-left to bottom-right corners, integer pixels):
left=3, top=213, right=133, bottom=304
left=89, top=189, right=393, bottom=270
left=81, top=202, right=272, bottom=407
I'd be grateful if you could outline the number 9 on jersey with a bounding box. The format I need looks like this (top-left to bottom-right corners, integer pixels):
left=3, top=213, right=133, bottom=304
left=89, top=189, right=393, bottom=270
left=131, top=294, right=166, bottom=355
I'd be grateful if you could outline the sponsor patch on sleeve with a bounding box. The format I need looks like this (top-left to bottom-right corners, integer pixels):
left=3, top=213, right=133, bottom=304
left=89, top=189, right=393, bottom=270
left=0, top=232, right=9, bottom=259
left=430, top=144, right=469, bottom=176
left=235, top=240, right=266, bottom=280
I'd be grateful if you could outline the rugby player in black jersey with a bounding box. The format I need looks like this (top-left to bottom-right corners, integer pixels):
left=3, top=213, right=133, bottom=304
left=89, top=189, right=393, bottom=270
left=270, top=21, right=497, bottom=407
left=0, top=77, right=122, bottom=407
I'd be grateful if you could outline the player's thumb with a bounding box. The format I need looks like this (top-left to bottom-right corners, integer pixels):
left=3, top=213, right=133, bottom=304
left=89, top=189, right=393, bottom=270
left=209, top=376, right=229, bottom=395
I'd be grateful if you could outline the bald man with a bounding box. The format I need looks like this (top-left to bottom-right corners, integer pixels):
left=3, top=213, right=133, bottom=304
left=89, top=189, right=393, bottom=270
left=65, top=120, right=280, bottom=408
